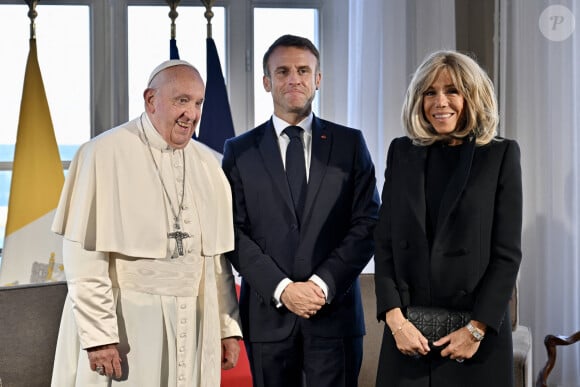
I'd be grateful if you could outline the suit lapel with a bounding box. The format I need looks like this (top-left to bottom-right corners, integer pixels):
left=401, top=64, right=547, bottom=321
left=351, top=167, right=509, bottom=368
left=436, top=137, right=476, bottom=232
left=302, top=117, right=331, bottom=222
left=257, top=120, right=296, bottom=216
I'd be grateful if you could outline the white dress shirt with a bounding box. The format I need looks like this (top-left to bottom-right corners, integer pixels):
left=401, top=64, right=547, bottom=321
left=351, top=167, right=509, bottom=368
left=270, top=113, right=329, bottom=307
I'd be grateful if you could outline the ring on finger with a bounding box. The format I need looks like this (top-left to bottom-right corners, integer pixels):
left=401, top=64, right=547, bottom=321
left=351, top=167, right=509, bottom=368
left=95, top=365, right=105, bottom=375
left=456, top=358, right=464, bottom=363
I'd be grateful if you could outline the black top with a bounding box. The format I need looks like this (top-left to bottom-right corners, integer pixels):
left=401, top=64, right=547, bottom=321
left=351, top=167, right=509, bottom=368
left=425, top=142, right=462, bottom=245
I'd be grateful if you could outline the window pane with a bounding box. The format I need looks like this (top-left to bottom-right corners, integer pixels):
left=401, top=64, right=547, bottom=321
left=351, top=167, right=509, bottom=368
left=128, top=6, right=226, bottom=119
left=253, top=8, right=319, bottom=126
left=0, top=5, right=27, bottom=161
left=0, top=4, right=90, bottom=251
left=0, top=4, right=90, bottom=160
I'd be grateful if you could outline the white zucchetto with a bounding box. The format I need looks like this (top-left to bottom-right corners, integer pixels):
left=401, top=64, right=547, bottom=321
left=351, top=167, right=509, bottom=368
left=147, top=59, right=195, bottom=86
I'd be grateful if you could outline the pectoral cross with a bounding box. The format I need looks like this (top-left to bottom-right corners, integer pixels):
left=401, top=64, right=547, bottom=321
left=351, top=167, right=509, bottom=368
left=168, top=229, right=190, bottom=258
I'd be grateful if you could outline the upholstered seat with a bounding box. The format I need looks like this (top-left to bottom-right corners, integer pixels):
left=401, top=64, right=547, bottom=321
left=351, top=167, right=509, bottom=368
left=0, top=281, right=67, bottom=387
left=358, top=273, right=533, bottom=387
left=510, top=280, right=533, bottom=387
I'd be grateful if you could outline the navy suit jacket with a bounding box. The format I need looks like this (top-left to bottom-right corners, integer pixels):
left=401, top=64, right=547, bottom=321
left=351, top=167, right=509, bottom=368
left=222, top=116, right=380, bottom=342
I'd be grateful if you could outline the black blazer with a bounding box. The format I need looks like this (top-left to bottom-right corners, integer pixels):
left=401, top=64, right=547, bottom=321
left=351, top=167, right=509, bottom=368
left=374, top=136, right=522, bottom=386
left=222, top=116, right=380, bottom=342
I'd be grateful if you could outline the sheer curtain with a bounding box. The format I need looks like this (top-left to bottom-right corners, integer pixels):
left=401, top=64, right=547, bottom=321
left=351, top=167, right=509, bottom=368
left=344, top=0, right=455, bottom=272
left=500, top=1, right=580, bottom=384
left=346, top=0, right=455, bottom=191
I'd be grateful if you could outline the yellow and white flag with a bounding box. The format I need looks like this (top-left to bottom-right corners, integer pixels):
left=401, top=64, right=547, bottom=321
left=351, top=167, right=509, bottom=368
left=0, top=39, right=65, bottom=285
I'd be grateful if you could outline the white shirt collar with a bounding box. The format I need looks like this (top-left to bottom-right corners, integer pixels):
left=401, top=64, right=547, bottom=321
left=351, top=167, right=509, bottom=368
left=272, top=113, right=314, bottom=138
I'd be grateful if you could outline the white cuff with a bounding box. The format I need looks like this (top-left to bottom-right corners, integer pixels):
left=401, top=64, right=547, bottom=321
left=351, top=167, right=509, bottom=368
left=309, top=274, right=329, bottom=303
left=273, top=278, right=293, bottom=308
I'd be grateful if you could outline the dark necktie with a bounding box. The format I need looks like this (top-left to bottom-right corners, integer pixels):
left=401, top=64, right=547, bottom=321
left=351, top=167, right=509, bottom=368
left=283, top=126, right=307, bottom=221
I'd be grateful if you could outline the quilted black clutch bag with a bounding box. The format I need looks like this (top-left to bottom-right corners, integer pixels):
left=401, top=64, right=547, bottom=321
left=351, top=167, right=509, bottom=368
left=406, top=306, right=471, bottom=344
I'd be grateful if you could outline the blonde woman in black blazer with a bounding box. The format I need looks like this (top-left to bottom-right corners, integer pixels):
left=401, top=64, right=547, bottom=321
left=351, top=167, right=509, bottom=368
left=374, top=50, right=522, bottom=387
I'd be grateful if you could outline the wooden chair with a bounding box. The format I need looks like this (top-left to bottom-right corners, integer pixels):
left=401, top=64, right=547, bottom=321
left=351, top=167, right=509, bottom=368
left=537, top=330, right=580, bottom=386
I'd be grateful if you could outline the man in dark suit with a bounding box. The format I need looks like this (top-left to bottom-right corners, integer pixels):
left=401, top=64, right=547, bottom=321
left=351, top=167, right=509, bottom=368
left=222, top=35, right=380, bottom=387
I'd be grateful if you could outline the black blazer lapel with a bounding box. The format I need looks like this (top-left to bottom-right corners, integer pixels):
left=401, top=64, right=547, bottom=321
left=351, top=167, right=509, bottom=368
left=257, top=120, right=296, bottom=216
left=404, top=144, right=429, bottom=237
left=302, top=117, right=331, bottom=222
left=436, top=137, right=476, bottom=232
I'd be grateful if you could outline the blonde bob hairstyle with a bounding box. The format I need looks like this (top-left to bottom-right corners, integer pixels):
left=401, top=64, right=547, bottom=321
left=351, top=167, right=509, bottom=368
left=401, top=50, right=498, bottom=146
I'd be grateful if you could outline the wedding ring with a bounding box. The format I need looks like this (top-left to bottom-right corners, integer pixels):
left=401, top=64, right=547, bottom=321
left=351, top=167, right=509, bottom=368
left=95, top=366, right=105, bottom=375
left=456, top=358, right=464, bottom=363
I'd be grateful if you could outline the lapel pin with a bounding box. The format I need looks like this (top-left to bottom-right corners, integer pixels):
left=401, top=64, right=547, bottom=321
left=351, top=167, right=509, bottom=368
left=321, top=134, right=327, bottom=139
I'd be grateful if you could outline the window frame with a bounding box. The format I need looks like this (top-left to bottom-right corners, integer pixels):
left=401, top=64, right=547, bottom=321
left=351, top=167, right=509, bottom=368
left=0, top=0, right=340, bottom=252
left=0, top=0, right=330, bottom=139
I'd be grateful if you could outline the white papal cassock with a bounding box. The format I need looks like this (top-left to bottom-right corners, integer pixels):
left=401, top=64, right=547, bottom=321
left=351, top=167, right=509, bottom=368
left=50, top=113, right=242, bottom=387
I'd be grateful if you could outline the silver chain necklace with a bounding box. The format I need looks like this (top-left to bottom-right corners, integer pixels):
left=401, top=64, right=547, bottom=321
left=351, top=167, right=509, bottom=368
left=140, top=115, right=190, bottom=258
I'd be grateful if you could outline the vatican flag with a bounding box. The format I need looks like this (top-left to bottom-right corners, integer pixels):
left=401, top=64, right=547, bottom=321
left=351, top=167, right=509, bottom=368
left=0, top=39, right=65, bottom=285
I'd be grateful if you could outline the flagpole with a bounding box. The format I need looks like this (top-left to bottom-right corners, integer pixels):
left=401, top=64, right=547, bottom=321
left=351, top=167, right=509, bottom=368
left=25, top=0, right=39, bottom=40
left=196, top=0, right=236, bottom=153
left=166, top=0, right=181, bottom=59
left=200, top=0, right=216, bottom=39
left=166, top=0, right=180, bottom=41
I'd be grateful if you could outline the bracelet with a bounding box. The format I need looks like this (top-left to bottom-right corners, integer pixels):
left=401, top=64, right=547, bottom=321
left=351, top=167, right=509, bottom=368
left=392, top=319, right=409, bottom=337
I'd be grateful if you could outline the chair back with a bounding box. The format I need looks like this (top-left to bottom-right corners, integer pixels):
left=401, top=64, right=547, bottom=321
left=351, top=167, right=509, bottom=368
left=0, top=281, right=67, bottom=387
left=537, top=331, right=580, bottom=386
left=358, top=273, right=382, bottom=387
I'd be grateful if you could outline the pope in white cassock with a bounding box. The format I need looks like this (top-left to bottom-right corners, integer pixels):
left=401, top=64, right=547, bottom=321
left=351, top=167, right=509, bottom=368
left=50, top=60, right=242, bottom=387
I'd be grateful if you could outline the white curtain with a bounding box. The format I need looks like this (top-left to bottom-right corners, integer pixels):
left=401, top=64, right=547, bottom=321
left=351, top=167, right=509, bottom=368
left=346, top=0, right=455, bottom=192
left=500, top=0, right=580, bottom=384
left=344, top=0, right=456, bottom=271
